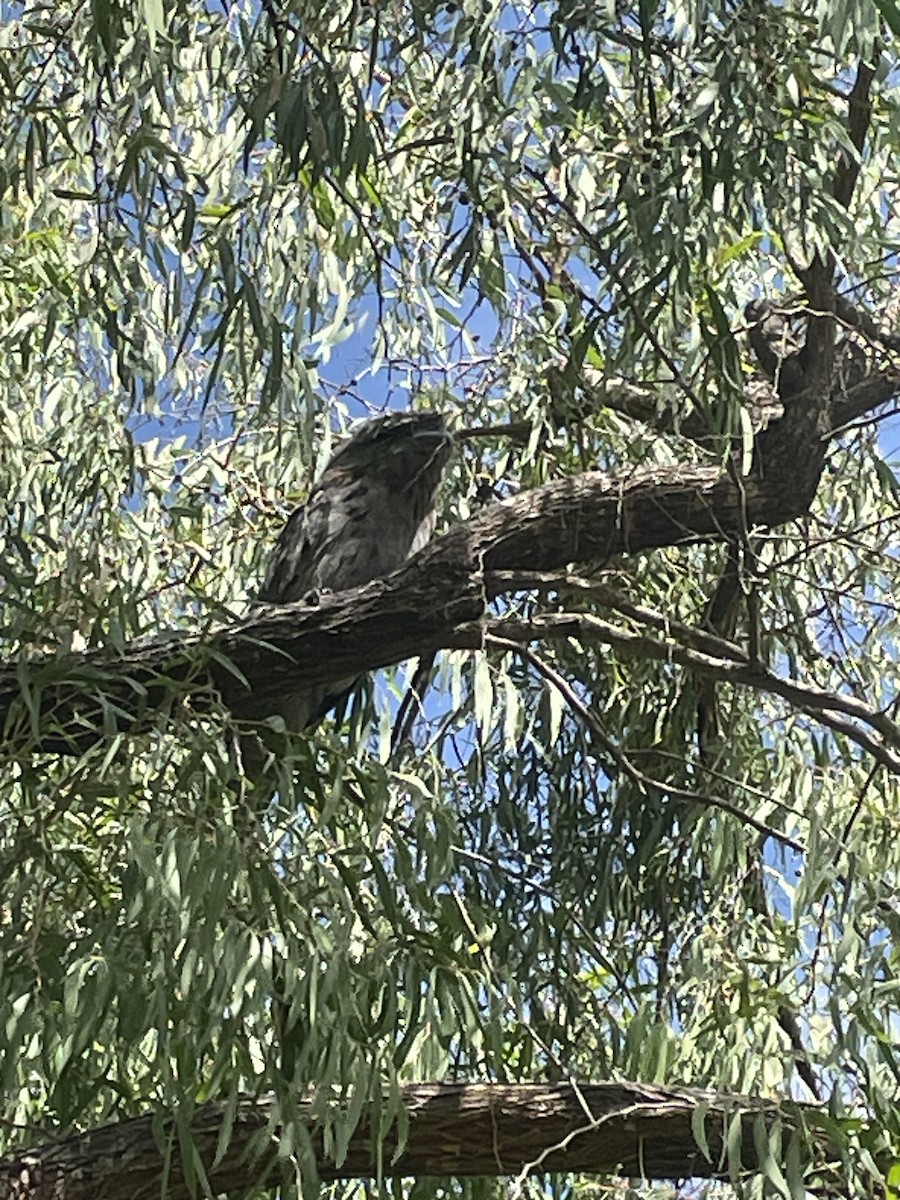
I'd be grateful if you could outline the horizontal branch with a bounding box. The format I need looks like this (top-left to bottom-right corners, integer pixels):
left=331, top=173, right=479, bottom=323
left=830, top=368, right=900, bottom=429
left=0, top=1082, right=826, bottom=1200
left=0, top=460, right=829, bottom=756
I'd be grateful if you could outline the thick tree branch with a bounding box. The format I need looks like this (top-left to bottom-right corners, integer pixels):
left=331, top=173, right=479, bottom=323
left=832, top=61, right=877, bottom=211
left=0, top=429, right=867, bottom=758
left=768, top=63, right=877, bottom=475
left=833, top=294, right=900, bottom=353
left=0, top=1082, right=833, bottom=1200
left=0, top=459, right=828, bottom=756
left=830, top=368, right=900, bottom=428
left=560, top=369, right=715, bottom=444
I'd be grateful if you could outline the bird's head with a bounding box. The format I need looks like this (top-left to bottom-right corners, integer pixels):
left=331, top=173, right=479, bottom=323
left=329, top=411, right=453, bottom=489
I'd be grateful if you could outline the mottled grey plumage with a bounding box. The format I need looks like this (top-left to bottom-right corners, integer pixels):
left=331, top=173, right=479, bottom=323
left=259, top=410, right=452, bottom=727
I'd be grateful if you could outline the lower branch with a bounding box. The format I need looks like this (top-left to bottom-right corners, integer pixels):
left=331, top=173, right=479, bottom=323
left=0, top=1082, right=832, bottom=1200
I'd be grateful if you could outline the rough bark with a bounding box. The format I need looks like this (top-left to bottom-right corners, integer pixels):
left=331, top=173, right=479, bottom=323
left=0, top=1082, right=822, bottom=1200
left=0, top=458, right=828, bottom=756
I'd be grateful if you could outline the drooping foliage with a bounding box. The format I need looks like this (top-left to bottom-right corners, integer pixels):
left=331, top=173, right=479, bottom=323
left=2, top=1, right=900, bottom=1196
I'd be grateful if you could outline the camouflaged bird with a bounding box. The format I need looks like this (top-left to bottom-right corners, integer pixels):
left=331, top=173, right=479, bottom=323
left=258, top=410, right=453, bottom=728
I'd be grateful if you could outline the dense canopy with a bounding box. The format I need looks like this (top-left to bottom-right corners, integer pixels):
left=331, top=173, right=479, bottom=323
left=2, top=2, right=900, bottom=1197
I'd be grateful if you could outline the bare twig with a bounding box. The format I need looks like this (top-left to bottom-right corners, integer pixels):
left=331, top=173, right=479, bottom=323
left=487, top=633, right=808, bottom=854
left=487, top=614, right=900, bottom=773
